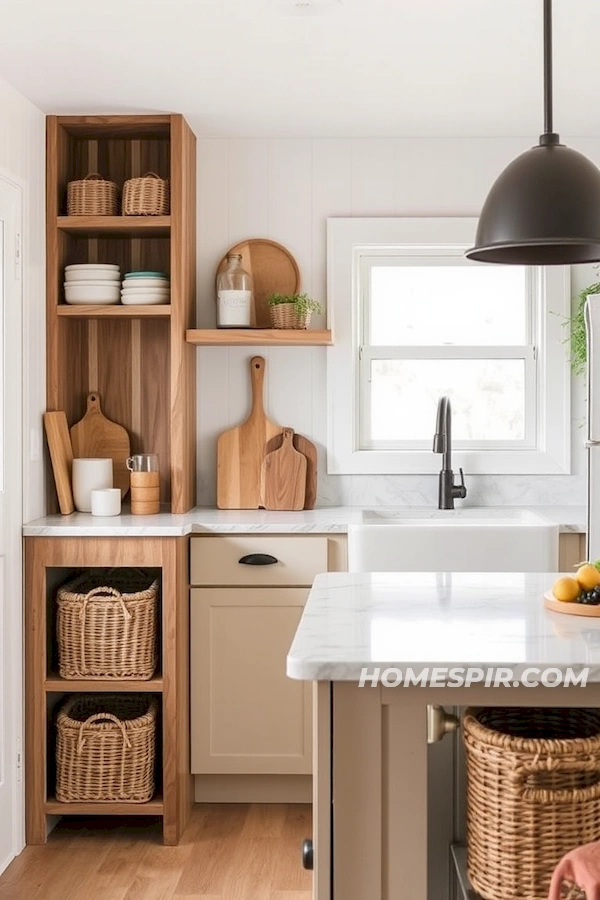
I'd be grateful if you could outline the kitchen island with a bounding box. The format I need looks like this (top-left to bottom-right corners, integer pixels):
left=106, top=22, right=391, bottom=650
left=287, top=571, right=600, bottom=900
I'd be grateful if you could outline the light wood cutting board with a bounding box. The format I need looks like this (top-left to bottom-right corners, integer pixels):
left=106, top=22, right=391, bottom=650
left=216, top=239, right=301, bottom=328
left=217, top=356, right=280, bottom=509
left=70, top=393, right=131, bottom=498
left=261, top=428, right=307, bottom=511
left=264, top=431, right=317, bottom=509
left=43, top=411, right=75, bottom=515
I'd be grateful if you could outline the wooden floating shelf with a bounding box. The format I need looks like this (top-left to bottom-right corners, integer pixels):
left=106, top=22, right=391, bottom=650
left=45, top=674, right=163, bottom=692
left=44, top=793, right=164, bottom=816
left=185, top=328, right=333, bottom=346
left=56, top=304, right=171, bottom=318
left=57, top=216, right=171, bottom=236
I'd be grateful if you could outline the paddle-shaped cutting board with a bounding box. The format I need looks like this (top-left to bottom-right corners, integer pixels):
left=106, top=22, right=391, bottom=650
left=217, top=356, right=280, bottom=509
left=261, top=428, right=307, bottom=511
left=70, top=393, right=131, bottom=498
left=263, top=431, right=317, bottom=509
left=44, top=411, right=75, bottom=515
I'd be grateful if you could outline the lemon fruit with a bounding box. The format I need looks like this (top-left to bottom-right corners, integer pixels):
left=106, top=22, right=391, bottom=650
left=576, top=564, right=600, bottom=591
left=552, top=576, right=582, bottom=603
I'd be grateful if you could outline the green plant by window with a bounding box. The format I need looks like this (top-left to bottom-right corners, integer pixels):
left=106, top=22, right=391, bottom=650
left=568, top=282, right=600, bottom=376
left=267, top=292, right=323, bottom=316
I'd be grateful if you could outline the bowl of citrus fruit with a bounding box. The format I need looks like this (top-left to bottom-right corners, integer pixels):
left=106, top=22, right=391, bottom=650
left=545, top=563, right=600, bottom=616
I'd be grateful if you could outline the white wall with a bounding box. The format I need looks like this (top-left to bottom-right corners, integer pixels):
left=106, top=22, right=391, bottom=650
left=0, top=76, right=45, bottom=522
left=195, top=135, right=597, bottom=508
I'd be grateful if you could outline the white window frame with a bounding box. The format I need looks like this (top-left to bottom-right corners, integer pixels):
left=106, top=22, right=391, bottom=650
left=326, top=217, right=571, bottom=476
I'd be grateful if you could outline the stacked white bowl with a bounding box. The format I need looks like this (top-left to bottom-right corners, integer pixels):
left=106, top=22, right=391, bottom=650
left=121, top=271, right=170, bottom=306
left=64, top=264, right=121, bottom=305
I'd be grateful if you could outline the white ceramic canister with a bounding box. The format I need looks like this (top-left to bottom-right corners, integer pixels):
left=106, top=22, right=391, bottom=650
left=90, top=487, right=121, bottom=517
left=72, top=458, right=113, bottom=512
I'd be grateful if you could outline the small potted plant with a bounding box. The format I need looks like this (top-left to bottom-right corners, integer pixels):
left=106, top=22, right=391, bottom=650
left=268, top=292, right=323, bottom=330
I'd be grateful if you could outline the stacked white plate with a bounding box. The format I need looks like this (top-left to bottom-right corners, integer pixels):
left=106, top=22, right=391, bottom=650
left=64, top=264, right=121, bottom=305
left=120, top=271, right=170, bottom=306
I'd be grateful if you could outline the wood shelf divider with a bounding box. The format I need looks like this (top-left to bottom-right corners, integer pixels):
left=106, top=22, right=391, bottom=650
left=45, top=674, right=164, bottom=692
left=44, top=793, right=164, bottom=816
left=56, top=304, right=171, bottom=318
left=57, top=215, right=170, bottom=236
left=186, top=328, right=333, bottom=346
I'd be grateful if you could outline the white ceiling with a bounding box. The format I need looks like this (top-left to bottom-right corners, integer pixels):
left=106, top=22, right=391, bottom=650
left=1, top=0, right=600, bottom=138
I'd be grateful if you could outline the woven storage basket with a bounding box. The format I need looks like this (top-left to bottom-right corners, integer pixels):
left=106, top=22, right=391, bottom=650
left=122, top=172, right=169, bottom=216
left=270, top=303, right=312, bottom=330
left=463, top=707, right=600, bottom=900
left=56, top=694, right=157, bottom=803
left=67, top=173, right=118, bottom=216
left=57, top=570, right=158, bottom=680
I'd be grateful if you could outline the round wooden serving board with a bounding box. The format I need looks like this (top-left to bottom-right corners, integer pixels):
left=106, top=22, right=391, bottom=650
left=216, top=239, right=301, bottom=328
left=544, top=590, right=600, bottom=617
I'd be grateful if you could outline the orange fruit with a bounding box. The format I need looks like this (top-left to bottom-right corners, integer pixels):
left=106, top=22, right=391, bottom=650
left=576, top=564, right=600, bottom=591
left=552, top=576, right=581, bottom=603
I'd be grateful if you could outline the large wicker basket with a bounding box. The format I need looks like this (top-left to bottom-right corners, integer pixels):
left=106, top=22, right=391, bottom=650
left=56, top=694, right=157, bottom=803
left=57, top=571, right=158, bottom=680
left=122, top=172, right=169, bottom=216
left=67, top=173, right=118, bottom=216
left=463, top=707, right=600, bottom=900
left=270, top=303, right=312, bottom=330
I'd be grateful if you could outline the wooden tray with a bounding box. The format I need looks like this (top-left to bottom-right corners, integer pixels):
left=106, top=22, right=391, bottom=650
left=216, top=239, right=300, bottom=328
left=544, top=590, right=600, bottom=616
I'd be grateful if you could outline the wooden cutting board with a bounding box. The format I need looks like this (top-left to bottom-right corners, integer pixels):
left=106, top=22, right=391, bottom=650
left=263, top=431, right=317, bottom=509
left=217, top=356, right=280, bottom=509
left=70, top=393, right=131, bottom=498
left=43, top=411, right=75, bottom=515
left=216, top=239, right=301, bottom=328
left=261, top=428, right=307, bottom=511
left=544, top=590, right=600, bottom=617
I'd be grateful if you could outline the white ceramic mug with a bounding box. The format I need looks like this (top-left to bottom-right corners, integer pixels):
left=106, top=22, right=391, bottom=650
left=72, top=458, right=113, bottom=512
left=91, top=487, right=121, bottom=517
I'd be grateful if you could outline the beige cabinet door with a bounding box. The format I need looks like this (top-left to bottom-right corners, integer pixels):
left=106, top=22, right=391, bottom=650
left=191, top=588, right=312, bottom=775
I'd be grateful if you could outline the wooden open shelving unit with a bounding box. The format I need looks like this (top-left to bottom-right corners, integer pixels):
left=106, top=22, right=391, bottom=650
left=27, top=114, right=196, bottom=848
left=46, top=114, right=196, bottom=513
left=25, top=534, right=191, bottom=845
left=186, top=328, right=333, bottom=346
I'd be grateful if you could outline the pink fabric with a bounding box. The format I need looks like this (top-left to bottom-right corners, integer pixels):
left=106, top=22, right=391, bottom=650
left=549, top=841, right=600, bottom=900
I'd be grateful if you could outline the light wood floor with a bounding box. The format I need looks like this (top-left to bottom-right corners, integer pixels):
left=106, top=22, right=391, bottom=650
left=0, top=804, right=312, bottom=900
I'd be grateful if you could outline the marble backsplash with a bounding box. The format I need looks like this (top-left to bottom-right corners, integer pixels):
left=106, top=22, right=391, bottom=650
left=313, top=473, right=587, bottom=508
left=197, top=471, right=587, bottom=509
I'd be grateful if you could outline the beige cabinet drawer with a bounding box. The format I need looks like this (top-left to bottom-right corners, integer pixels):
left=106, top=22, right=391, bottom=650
left=190, top=587, right=312, bottom=775
left=190, top=535, right=328, bottom=586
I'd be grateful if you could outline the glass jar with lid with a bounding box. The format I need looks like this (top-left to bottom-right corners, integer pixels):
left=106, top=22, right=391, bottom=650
left=216, top=254, right=253, bottom=327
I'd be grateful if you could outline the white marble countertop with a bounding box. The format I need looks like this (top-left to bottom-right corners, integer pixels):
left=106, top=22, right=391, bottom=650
left=286, top=571, right=600, bottom=682
left=22, top=504, right=586, bottom=536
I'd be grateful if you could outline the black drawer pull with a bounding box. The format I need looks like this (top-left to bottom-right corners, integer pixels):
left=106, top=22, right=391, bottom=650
left=302, top=839, right=314, bottom=870
left=238, top=553, right=278, bottom=566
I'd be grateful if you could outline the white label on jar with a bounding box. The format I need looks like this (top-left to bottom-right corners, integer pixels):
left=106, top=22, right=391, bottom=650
left=218, top=290, right=252, bottom=327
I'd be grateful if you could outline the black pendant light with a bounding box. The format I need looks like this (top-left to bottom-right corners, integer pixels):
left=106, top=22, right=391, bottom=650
left=466, top=0, right=600, bottom=265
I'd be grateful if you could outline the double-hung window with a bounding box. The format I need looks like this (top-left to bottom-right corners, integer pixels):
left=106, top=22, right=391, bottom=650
left=327, top=218, right=570, bottom=475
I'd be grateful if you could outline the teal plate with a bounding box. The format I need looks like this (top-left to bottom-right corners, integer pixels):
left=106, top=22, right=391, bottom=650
left=124, top=271, right=168, bottom=279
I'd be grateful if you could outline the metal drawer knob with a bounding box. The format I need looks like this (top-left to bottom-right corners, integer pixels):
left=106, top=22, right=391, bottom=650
left=302, top=838, right=314, bottom=870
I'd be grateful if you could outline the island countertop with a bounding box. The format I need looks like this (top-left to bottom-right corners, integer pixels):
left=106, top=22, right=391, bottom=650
left=286, top=571, right=600, bottom=682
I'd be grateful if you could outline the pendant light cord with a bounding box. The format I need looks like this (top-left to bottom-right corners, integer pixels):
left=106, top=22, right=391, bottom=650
left=541, top=0, right=559, bottom=143
left=544, top=0, right=553, bottom=133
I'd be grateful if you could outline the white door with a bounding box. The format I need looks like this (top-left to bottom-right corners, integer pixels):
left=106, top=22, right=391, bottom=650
left=0, top=176, right=23, bottom=873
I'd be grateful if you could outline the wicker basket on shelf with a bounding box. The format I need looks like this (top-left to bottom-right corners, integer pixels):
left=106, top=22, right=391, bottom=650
left=463, top=707, right=600, bottom=900
left=270, top=303, right=312, bottom=330
left=122, top=172, right=169, bottom=215
left=56, top=694, right=158, bottom=803
left=56, top=570, right=158, bottom=680
left=66, top=173, right=118, bottom=216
